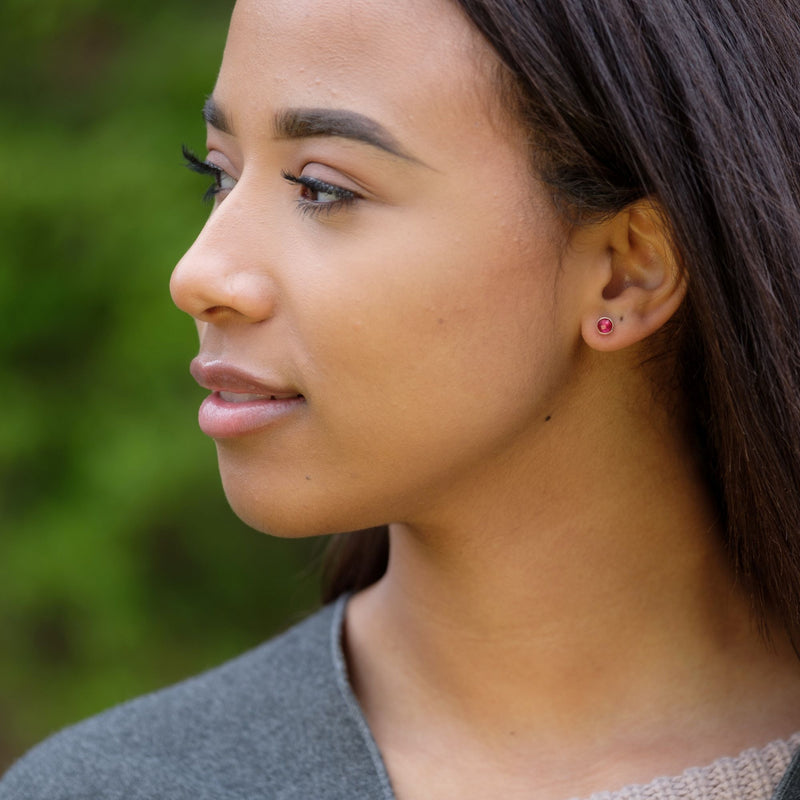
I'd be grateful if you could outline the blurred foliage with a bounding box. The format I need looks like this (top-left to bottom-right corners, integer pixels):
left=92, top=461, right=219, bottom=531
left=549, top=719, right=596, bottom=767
left=0, top=0, right=322, bottom=771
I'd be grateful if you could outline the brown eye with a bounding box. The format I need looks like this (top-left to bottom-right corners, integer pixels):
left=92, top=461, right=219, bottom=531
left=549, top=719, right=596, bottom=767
left=282, top=170, right=359, bottom=217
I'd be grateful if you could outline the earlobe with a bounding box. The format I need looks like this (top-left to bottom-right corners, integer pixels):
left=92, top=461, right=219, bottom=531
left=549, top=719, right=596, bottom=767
left=580, top=201, right=686, bottom=352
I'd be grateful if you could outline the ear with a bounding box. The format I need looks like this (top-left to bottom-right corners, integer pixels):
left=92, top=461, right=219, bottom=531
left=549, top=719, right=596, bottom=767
left=575, top=201, right=687, bottom=352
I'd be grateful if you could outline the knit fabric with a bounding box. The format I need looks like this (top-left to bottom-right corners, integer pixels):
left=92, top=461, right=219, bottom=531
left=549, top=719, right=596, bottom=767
left=575, top=733, right=800, bottom=800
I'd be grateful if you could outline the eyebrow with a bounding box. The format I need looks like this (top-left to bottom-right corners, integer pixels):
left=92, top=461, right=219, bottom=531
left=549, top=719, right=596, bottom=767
left=203, top=96, right=419, bottom=164
left=203, top=96, right=233, bottom=135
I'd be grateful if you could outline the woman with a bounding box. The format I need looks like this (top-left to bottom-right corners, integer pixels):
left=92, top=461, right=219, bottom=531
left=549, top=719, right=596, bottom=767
left=3, top=0, right=800, bottom=797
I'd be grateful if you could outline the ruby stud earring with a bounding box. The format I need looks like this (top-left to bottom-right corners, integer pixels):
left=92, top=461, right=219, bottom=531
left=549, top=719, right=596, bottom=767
left=596, top=316, right=614, bottom=335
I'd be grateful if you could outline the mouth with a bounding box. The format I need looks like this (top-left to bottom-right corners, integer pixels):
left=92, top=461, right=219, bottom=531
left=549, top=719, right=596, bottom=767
left=190, top=358, right=306, bottom=438
left=218, top=391, right=305, bottom=403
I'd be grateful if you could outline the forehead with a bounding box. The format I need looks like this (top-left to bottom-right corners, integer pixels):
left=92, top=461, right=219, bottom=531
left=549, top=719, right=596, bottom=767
left=216, top=0, right=515, bottom=157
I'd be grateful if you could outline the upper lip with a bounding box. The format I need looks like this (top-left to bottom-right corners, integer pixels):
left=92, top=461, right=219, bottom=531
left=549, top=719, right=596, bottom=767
left=190, top=358, right=302, bottom=397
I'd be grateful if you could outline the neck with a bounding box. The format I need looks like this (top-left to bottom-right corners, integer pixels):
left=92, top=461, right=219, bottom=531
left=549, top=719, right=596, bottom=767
left=343, top=353, right=800, bottom=789
left=352, top=443, right=737, bottom=738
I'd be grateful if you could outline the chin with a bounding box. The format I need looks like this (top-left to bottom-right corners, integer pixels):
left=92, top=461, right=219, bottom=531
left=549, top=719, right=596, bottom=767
left=218, top=471, right=372, bottom=540
left=222, top=487, right=323, bottom=539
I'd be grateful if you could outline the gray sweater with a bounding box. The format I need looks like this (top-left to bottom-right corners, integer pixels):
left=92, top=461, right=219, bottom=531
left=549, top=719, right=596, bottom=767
left=2, top=595, right=800, bottom=800
left=0, top=597, right=393, bottom=799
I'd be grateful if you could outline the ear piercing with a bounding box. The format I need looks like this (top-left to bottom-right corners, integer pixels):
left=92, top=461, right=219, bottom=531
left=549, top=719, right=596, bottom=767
left=596, top=316, right=614, bottom=335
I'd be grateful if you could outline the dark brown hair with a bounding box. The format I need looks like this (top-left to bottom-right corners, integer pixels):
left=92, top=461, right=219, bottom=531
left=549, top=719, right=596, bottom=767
left=323, top=0, right=800, bottom=637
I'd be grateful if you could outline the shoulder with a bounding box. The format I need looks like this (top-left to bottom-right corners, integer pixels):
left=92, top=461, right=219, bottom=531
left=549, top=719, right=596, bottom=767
left=0, top=598, right=389, bottom=800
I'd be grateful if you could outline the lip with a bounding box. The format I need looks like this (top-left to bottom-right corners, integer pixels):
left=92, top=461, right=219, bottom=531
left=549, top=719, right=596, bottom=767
left=190, top=358, right=305, bottom=438
left=190, top=358, right=299, bottom=396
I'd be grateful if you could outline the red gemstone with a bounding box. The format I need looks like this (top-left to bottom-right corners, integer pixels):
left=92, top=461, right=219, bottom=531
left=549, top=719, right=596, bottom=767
left=597, top=317, right=613, bottom=335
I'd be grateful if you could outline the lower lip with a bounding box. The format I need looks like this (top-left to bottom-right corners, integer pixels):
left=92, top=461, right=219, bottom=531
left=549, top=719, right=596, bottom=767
left=197, top=392, right=305, bottom=438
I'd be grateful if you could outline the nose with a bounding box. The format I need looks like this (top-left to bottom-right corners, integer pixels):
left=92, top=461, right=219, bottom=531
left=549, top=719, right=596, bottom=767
left=170, top=200, right=277, bottom=324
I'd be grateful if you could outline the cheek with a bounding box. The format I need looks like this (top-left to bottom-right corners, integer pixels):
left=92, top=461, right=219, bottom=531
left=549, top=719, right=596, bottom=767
left=314, top=203, right=558, bottom=361
left=292, top=208, right=567, bottom=449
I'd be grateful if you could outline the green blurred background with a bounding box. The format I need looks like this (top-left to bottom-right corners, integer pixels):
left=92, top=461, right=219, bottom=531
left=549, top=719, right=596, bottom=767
left=0, top=0, right=323, bottom=771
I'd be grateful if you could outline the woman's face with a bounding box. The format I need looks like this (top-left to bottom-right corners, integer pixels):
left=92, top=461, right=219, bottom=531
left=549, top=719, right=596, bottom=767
left=171, top=0, right=586, bottom=536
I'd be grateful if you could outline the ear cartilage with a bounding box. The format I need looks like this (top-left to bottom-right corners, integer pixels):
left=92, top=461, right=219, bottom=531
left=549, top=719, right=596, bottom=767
left=597, top=316, right=614, bottom=335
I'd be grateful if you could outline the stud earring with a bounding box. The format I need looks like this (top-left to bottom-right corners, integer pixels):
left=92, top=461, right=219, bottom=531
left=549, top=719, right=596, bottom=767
left=596, top=316, right=614, bottom=335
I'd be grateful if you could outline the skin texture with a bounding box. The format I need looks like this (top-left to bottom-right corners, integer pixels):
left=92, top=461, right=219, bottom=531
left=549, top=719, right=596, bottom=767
left=172, top=0, right=586, bottom=537
left=171, top=0, right=800, bottom=797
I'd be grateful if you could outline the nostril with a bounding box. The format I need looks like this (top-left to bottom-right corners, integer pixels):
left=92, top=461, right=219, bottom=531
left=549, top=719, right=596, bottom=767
left=170, top=232, right=277, bottom=324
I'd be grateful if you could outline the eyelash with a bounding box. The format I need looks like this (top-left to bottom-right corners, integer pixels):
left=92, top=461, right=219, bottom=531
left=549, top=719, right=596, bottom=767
left=182, top=145, right=229, bottom=203
left=182, top=145, right=360, bottom=217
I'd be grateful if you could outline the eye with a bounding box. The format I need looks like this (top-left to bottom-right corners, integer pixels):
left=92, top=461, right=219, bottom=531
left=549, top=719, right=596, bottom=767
left=282, top=170, right=359, bottom=217
left=212, top=169, right=237, bottom=197
left=182, top=145, right=237, bottom=203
